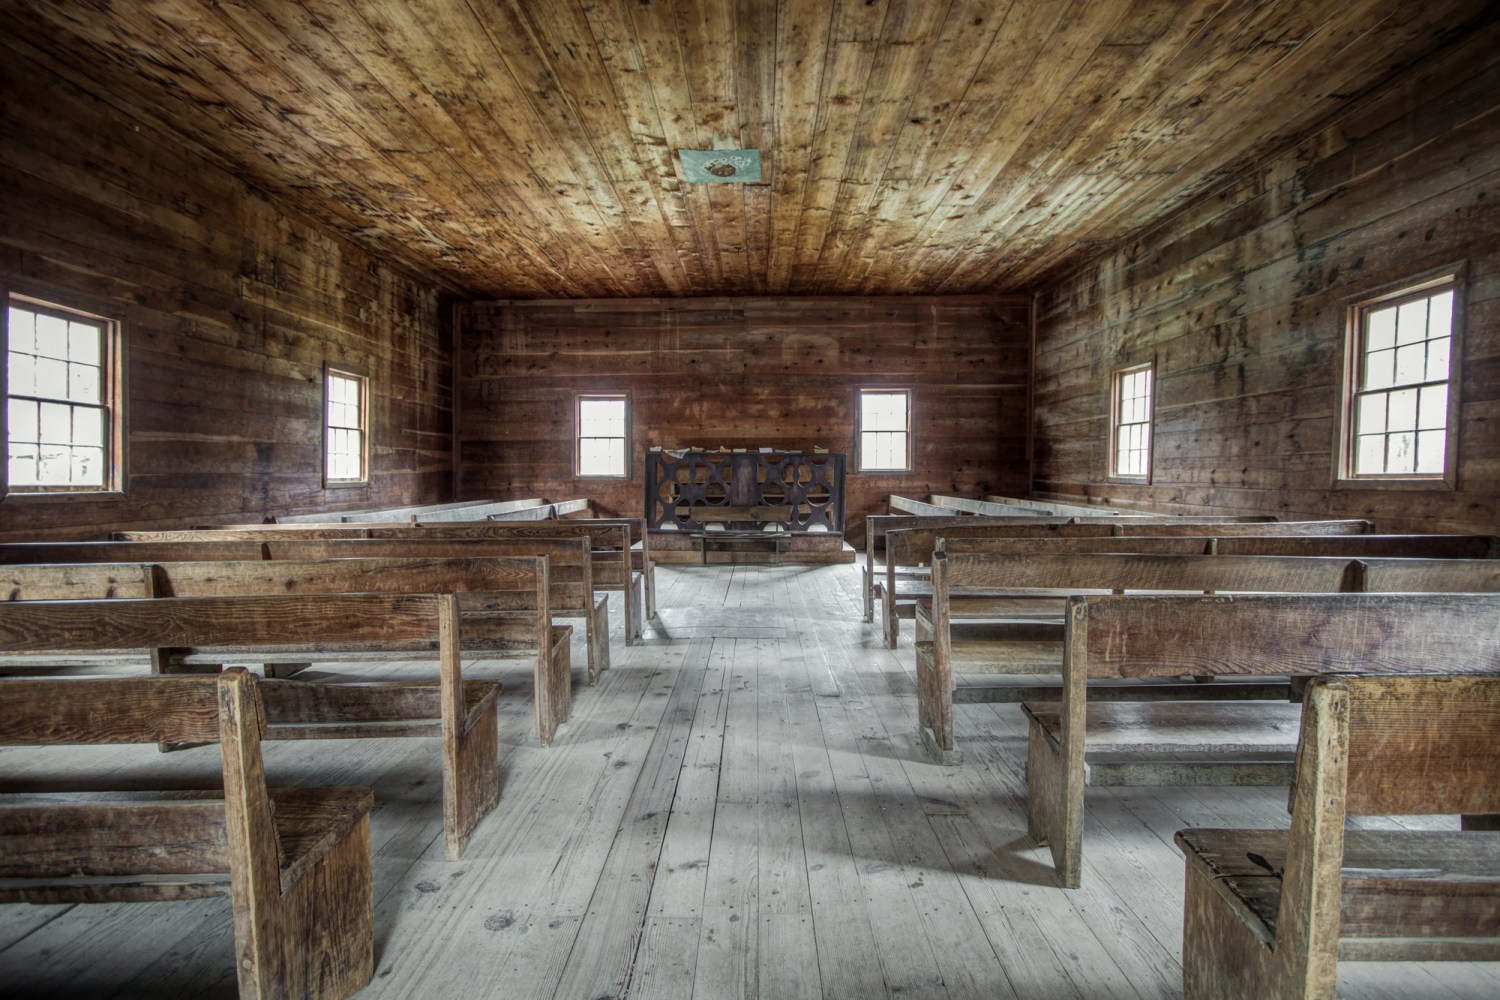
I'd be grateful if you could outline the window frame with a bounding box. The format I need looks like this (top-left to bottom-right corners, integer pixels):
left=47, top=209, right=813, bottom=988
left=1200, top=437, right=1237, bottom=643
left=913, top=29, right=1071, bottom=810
left=3, top=288, right=126, bottom=499
left=322, top=364, right=370, bottom=489
left=1107, top=361, right=1155, bottom=484
left=855, top=387, right=913, bottom=474
left=574, top=392, right=631, bottom=480
left=1335, top=270, right=1463, bottom=490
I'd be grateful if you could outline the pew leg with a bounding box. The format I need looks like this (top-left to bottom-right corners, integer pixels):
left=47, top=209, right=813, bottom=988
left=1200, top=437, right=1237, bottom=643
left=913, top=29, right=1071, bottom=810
left=531, top=631, right=573, bottom=749
left=628, top=576, right=645, bottom=642
left=1025, top=721, right=1083, bottom=889
left=1181, top=854, right=1290, bottom=1000
left=444, top=702, right=501, bottom=860
left=916, top=642, right=961, bottom=765
left=883, top=599, right=899, bottom=649
left=244, top=813, right=374, bottom=999
left=589, top=598, right=611, bottom=684
left=863, top=568, right=874, bottom=623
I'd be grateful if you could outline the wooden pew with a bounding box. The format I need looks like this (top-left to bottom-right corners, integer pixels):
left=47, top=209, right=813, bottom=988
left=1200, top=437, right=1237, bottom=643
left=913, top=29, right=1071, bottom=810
left=473, top=520, right=647, bottom=637
left=104, top=527, right=615, bottom=683
left=876, top=518, right=1374, bottom=647
left=983, top=494, right=1138, bottom=517
left=0, top=591, right=510, bottom=859
left=0, top=669, right=374, bottom=999
left=1176, top=674, right=1500, bottom=998
left=886, top=495, right=962, bottom=515
left=275, top=497, right=547, bottom=523
left=916, top=551, right=1364, bottom=762
left=1024, top=592, right=1500, bottom=888
left=0, top=555, right=573, bottom=744
left=930, top=494, right=1128, bottom=516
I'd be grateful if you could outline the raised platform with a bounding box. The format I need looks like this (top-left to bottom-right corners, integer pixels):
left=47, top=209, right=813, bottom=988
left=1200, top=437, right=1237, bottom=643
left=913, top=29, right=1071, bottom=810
left=650, top=530, right=856, bottom=565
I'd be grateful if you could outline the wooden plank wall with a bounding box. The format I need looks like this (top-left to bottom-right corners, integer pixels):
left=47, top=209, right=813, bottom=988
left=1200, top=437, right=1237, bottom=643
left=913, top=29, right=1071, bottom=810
left=456, top=297, right=1031, bottom=542
left=1031, top=28, right=1500, bottom=535
left=0, top=45, right=454, bottom=540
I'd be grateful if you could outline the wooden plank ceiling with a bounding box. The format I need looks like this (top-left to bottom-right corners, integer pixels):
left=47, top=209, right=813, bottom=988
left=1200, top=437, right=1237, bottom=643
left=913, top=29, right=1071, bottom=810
left=0, top=1, right=1487, bottom=299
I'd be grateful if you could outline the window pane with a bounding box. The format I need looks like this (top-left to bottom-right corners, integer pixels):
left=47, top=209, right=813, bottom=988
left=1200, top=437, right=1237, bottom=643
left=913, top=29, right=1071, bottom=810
left=1366, top=306, right=1397, bottom=352
left=1426, top=336, right=1451, bottom=382
left=35, top=357, right=67, bottom=399
left=71, top=406, right=104, bottom=447
left=1356, top=393, right=1386, bottom=435
left=8, top=446, right=37, bottom=486
left=1395, top=299, right=1429, bottom=345
left=39, top=401, right=72, bottom=444
left=1394, top=343, right=1426, bottom=385
left=1356, top=434, right=1385, bottom=475
left=34, top=314, right=68, bottom=359
left=1363, top=348, right=1395, bottom=390
left=1418, top=384, right=1448, bottom=431
left=70, top=446, right=104, bottom=487
left=8, top=307, right=35, bottom=356
left=1428, top=290, right=1453, bottom=340
left=68, top=362, right=100, bottom=404
left=67, top=322, right=101, bottom=365
left=37, top=445, right=69, bottom=483
left=8, top=398, right=38, bottom=442
left=1387, top=431, right=1416, bottom=474
left=1415, top=430, right=1446, bottom=474
left=1385, top=387, right=1418, bottom=433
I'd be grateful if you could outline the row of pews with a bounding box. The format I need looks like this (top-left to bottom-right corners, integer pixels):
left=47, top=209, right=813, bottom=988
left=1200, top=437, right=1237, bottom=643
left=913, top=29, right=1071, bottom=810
left=0, top=497, right=657, bottom=999
left=870, top=495, right=1500, bottom=997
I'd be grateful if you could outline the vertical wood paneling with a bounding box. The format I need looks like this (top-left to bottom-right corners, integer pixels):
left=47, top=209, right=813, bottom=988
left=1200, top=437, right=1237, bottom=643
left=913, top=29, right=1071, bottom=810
left=1031, top=29, right=1500, bottom=534
left=0, top=47, right=452, bottom=540
left=457, top=296, right=1031, bottom=541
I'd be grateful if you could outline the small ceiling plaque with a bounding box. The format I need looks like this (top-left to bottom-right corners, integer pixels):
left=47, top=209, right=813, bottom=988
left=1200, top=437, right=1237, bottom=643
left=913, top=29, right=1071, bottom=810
left=678, top=148, right=762, bottom=184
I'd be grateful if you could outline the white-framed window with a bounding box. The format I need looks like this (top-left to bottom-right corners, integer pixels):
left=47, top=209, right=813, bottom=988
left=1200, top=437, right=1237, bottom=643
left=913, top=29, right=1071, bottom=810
left=857, top=388, right=912, bottom=472
left=324, top=366, right=368, bottom=486
left=1339, top=275, right=1460, bottom=485
left=576, top=393, right=629, bottom=478
left=5, top=294, right=122, bottom=494
left=1108, top=363, right=1154, bottom=482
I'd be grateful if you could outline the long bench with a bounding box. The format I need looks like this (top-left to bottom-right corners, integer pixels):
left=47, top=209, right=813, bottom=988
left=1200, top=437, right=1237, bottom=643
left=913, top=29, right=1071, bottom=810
left=1024, top=592, right=1500, bottom=888
left=930, top=494, right=1129, bottom=516
left=101, top=530, right=615, bottom=680
left=874, top=518, right=1374, bottom=647
left=275, top=496, right=548, bottom=523
left=0, top=669, right=374, bottom=998
left=1176, top=673, right=1500, bottom=998
left=0, top=555, right=574, bottom=745
left=915, top=551, right=1365, bottom=762
left=916, top=550, right=1500, bottom=762
left=0, top=590, right=511, bottom=860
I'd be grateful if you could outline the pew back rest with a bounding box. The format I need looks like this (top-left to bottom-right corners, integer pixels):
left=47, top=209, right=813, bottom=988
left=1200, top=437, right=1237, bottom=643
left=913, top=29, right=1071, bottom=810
left=1, top=556, right=548, bottom=613
left=0, top=672, right=236, bottom=747
left=937, top=552, right=1361, bottom=595
left=1360, top=557, right=1500, bottom=592
left=1332, top=674, right=1500, bottom=817
left=1069, top=592, right=1500, bottom=682
left=0, top=592, right=456, bottom=653
left=1215, top=535, right=1498, bottom=558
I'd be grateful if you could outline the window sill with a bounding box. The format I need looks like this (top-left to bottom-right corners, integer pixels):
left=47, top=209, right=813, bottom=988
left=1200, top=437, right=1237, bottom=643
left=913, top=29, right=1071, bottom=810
left=1332, top=476, right=1456, bottom=492
left=3, top=489, right=125, bottom=504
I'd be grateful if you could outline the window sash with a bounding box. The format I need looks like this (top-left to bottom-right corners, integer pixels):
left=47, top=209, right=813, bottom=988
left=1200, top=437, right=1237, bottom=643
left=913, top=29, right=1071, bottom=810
left=6, top=298, right=117, bottom=493
left=858, top=390, right=910, bottom=471
left=1344, top=282, right=1456, bottom=480
left=324, top=370, right=368, bottom=484
left=577, top=395, right=628, bottom=477
left=1109, top=365, right=1153, bottom=481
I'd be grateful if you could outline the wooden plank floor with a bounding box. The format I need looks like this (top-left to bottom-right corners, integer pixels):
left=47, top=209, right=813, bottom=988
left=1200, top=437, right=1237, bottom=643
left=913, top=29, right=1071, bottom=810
left=3, top=563, right=1500, bottom=998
